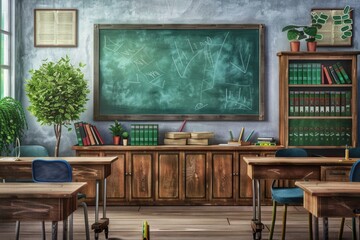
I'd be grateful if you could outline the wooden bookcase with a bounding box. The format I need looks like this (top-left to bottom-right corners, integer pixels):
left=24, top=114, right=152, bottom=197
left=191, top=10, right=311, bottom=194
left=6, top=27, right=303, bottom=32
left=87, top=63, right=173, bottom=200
left=278, top=51, right=360, bottom=148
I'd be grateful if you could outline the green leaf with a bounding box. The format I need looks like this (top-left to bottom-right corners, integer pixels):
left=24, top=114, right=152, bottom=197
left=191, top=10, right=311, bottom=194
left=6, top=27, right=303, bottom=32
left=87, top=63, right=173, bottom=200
left=344, top=5, right=351, bottom=14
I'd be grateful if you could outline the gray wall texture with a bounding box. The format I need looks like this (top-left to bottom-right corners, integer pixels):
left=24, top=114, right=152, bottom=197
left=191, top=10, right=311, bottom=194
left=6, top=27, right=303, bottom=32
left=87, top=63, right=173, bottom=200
left=16, top=0, right=360, bottom=156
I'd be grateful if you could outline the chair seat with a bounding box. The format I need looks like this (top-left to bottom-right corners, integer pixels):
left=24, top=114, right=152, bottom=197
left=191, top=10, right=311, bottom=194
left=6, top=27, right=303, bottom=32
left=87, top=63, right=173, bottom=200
left=271, top=187, right=303, bottom=204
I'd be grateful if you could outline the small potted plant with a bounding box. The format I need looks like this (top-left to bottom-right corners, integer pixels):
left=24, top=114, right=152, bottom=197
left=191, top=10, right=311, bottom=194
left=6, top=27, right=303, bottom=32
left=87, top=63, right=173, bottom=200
left=282, top=25, right=306, bottom=52
left=109, top=120, right=123, bottom=145
left=122, top=131, right=129, bottom=146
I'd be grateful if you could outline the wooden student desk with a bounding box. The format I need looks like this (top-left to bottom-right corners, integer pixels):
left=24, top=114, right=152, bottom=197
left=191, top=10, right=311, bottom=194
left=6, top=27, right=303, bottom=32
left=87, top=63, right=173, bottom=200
left=243, top=156, right=356, bottom=240
left=0, top=182, right=87, bottom=240
left=296, top=181, right=360, bottom=240
left=0, top=156, right=118, bottom=239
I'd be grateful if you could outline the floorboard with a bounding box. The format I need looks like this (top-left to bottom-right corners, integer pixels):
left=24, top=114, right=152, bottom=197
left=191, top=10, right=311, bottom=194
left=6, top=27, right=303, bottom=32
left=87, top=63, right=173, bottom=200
left=0, top=205, right=354, bottom=240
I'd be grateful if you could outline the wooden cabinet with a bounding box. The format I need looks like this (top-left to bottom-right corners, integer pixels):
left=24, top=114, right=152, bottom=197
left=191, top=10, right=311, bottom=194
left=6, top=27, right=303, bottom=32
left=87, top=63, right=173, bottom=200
left=278, top=51, right=359, bottom=148
left=72, top=145, right=281, bottom=205
left=321, top=166, right=351, bottom=181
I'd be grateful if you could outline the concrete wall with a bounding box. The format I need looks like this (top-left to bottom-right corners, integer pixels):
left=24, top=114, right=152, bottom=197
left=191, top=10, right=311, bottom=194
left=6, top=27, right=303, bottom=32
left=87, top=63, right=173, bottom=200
left=17, top=0, right=360, bottom=156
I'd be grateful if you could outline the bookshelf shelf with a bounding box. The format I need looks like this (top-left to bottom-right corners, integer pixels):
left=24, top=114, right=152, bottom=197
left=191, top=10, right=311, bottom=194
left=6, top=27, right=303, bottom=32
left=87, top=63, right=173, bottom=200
left=278, top=51, right=359, bottom=148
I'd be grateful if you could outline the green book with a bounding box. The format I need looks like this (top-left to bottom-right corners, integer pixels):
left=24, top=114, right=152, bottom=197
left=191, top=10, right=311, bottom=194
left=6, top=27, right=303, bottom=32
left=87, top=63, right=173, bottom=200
left=330, top=91, right=336, bottom=116
left=293, top=63, right=298, bottom=84
left=139, top=124, right=144, bottom=145
left=307, top=63, right=312, bottom=85
left=312, top=63, right=317, bottom=84
left=289, top=91, right=294, bottom=116
left=299, top=92, right=304, bottom=116
left=294, top=91, right=299, bottom=115
left=309, top=91, right=315, bottom=116
left=335, top=124, right=341, bottom=146
left=74, top=122, right=83, bottom=146
left=324, top=91, right=330, bottom=116
left=319, top=91, right=325, bottom=116
left=316, top=63, right=322, bottom=84
left=303, top=126, right=309, bottom=145
left=345, top=91, right=351, bottom=116
left=288, top=125, right=294, bottom=145
left=298, top=125, right=304, bottom=146
left=336, top=62, right=351, bottom=84
left=332, top=63, right=345, bottom=84
left=314, top=91, right=320, bottom=116
left=144, top=124, right=149, bottom=146
left=148, top=125, right=154, bottom=146
left=308, top=126, right=314, bottom=146
left=298, top=63, right=303, bottom=84
left=131, top=124, right=135, bottom=145
left=154, top=124, right=159, bottom=145
left=314, top=126, right=320, bottom=146
left=335, top=91, right=341, bottom=116
left=340, top=91, right=346, bottom=116
left=289, top=63, right=294, bottom=84
left=303, top=91, right=309, bottom=116
left=302, top=63, right=308, bottom=84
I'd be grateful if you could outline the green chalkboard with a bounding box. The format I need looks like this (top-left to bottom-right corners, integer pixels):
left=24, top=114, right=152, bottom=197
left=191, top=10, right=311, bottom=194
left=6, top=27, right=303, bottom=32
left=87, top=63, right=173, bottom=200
left=94, top=24, right=264, bottom=120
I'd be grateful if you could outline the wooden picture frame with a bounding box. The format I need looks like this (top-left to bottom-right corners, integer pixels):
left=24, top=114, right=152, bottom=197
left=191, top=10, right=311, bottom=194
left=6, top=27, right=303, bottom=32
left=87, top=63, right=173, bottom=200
left=34, top=9, right=78, bottom=47
left=311, top=8, right=353, bottom=47
left=93, top=24, right=265, bottom=121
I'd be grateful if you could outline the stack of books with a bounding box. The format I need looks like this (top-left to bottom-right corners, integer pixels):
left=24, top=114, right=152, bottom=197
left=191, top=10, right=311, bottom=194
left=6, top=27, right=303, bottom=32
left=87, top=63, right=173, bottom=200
left=255, top=137, right=276, bottom=146
left=74, top=122, right=104, bottom=146
left=164, top=132, right=191, bottom=145
left=130, top=124, right=159, bottom=146
left=187, top=132, right=214, bottom=145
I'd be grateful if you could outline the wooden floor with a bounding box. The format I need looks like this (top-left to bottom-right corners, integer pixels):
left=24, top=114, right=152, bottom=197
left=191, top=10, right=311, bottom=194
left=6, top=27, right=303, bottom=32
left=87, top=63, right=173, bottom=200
left=0, top=205, right=355, bottom=240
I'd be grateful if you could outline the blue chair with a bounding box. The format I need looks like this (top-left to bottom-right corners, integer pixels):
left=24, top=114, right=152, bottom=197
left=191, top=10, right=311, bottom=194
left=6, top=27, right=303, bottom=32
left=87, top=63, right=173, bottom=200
left=339, top=159, right=360, bottom=240
left=269, top=148, right=312, bottom=240
left=15, top=160, right=90, bottom=240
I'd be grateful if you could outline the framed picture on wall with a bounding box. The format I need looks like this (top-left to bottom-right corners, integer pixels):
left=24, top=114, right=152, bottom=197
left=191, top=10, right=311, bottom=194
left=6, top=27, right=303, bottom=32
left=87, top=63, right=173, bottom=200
left=34, top=9, right=78, bottom=47
left=311, top=7, right=353, bottom=46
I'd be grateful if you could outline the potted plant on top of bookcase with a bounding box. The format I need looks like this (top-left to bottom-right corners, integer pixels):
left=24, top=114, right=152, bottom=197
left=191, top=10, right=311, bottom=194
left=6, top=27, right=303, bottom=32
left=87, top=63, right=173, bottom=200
left=282, top=25, right=306, bottom=52
left=109, top=120, right=123, bottom=145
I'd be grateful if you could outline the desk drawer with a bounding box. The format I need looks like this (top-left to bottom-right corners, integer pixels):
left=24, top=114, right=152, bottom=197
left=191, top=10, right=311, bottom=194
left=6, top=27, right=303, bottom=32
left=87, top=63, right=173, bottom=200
left=321, top=166, right=351, bottom=182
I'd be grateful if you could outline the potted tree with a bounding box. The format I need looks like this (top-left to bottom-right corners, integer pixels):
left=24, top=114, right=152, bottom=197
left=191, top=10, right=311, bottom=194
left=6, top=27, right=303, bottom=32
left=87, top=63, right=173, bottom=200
left=0, top=97, right=27, bottom=155
left=122, top=131, right=129, bottom=146
left=25, top=56, right=90, bottom=157
left=109, top=120, right=123, bottom=145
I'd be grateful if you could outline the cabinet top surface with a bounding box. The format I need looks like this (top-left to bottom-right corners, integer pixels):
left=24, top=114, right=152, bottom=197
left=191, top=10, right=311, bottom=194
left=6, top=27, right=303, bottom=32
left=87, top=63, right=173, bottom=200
left=72, top=145, right=283, bottom=151
left=277, top=51, right=360, bottom=57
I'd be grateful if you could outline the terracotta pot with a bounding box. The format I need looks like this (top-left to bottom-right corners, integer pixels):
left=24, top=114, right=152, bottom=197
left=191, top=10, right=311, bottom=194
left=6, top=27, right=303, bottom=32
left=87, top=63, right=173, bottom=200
left=307, top=41, right=317, bottom=52
left=290, top=41, right=300, bottom=52
left=123, top=139, right=128, bottom=146
left=113, top=136, right=121, bottom=145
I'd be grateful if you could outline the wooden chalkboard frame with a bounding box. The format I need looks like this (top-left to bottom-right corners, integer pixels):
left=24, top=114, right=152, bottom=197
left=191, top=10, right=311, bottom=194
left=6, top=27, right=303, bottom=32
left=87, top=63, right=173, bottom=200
left=94, top=24, right=265, bottom=121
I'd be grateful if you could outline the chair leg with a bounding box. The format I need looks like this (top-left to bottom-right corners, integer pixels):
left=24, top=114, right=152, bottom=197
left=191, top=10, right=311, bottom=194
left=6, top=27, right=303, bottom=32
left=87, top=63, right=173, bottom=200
left=81, top=202, right=90, bottom=240
left=281, top=204, right=288, bottom=240
left=42, top=221, right=46, bottom=240
left=352, top=217, right=357, bottom=240
left=269, top=200, right=277, bottom=240
left=339, top=217, right=345, bottom=240
left=309, top=212, right=313, bottom=240
left=69, top=214, right=73, bottom=240
left=15, top=221, right=20, bottom=240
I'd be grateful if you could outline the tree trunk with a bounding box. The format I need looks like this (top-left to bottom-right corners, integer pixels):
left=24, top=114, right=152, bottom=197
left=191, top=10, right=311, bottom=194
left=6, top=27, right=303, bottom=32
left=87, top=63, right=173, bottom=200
left=54, top=124, right=62, bottom=157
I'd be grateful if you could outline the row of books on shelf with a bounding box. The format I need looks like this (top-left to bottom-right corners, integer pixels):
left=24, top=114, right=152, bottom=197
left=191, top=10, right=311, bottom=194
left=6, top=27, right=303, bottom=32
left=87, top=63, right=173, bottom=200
left=289, top=62, right=351, bottom=85
left=288, top=119, right=351, bottom=146
left=130, top=124, right=159, bottom=146
left=74, top=122, right=104, bottom=146
left=289, top=90, right=351, bottom=116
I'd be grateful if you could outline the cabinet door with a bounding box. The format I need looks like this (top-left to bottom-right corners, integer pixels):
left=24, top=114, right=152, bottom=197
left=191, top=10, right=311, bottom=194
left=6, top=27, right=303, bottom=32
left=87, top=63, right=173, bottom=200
left=104, top=152, right=126, bottom=201
left=184, top=153, right=207, bottom=200
left=211, top=153, right=234, bottom=200
left=321, top=166, right=351, bottom=181
left=239, top=153, right=259, bottom=200
left=157, top=153, right=180, bottom=200
left=130, top=153, right=153, bottom=200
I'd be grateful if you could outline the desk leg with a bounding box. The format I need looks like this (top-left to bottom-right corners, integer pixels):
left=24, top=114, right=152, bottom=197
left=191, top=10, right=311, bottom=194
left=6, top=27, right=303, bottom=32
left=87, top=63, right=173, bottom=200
left=52, top=221, right=58, bottom=240
left=312, top=215, right=319, bottom=240
left=92, top=179, right=110, bottom=240
left=322, top=217, right=328, bottom=240
left=251, top=179, right=263, bottom=240
left=63, top=218, right=68, bottom=240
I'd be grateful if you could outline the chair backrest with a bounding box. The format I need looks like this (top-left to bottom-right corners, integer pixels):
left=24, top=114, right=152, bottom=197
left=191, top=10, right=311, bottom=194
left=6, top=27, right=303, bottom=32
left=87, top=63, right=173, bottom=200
left=349, top=148, right=360, bottom=158
left=32, top=159, right=72, bottom=182
left=275, top=148, right=308, bottom=157
left=349, top=160, right=360, bottom=182
left=12, top=145, right=49, bottom=157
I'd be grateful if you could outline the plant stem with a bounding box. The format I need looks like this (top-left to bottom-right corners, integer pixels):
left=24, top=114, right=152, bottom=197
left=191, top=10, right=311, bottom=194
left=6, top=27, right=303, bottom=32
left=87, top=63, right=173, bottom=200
left=54, top=124, right=62, bottom=157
